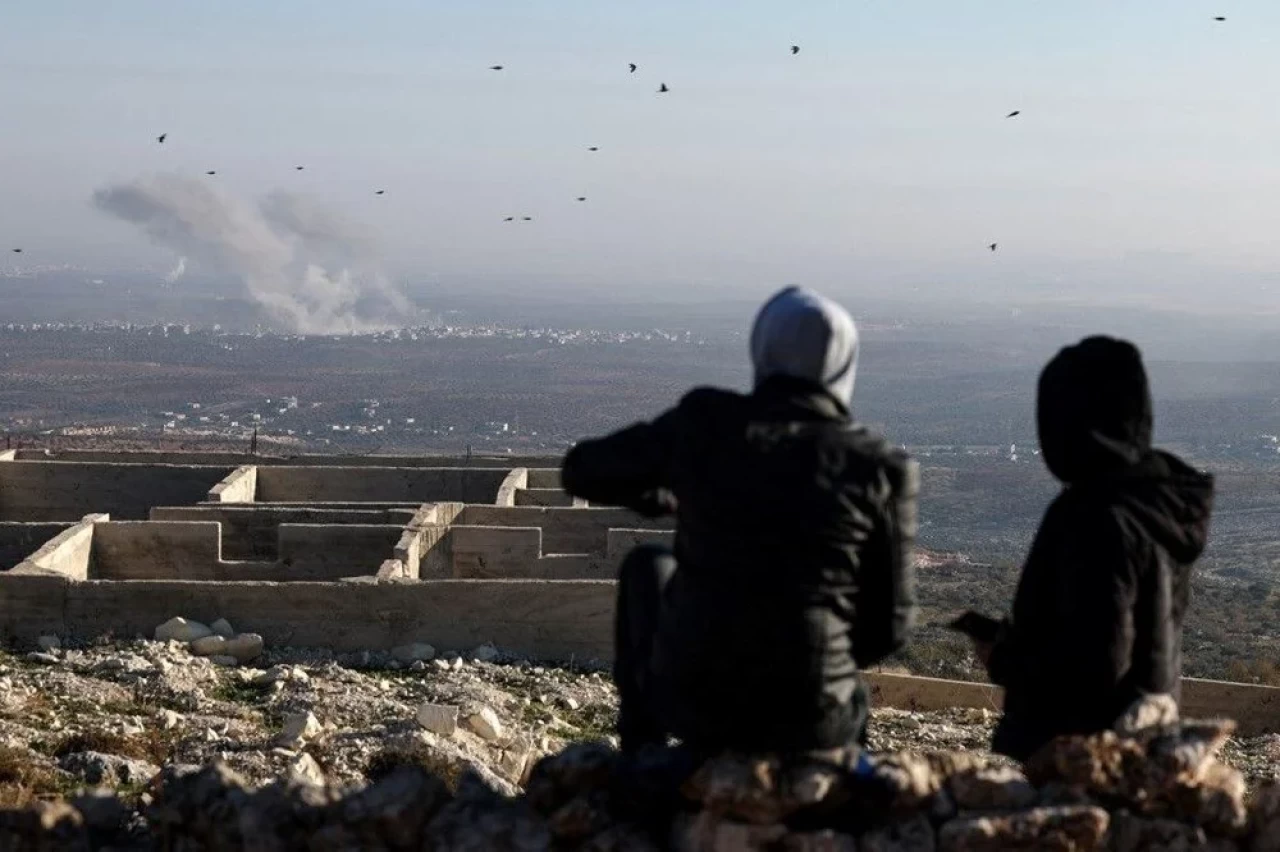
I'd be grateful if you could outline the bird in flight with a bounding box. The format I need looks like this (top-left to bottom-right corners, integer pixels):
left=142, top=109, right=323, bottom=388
left=658, top=83, right=669, bottom=93
left=295, top=166, right=304, bottom=171
left=1214, top=16, right=1226, bottom=21
left=205, top=170, right=217, bottom=175
left=791, top=45, right=800, bottom=55
left=156, top=133, right=167, bottom=144
left=1006, top=110, right=1021, bottom=118
left=629, top=63, right=637, bottom=73
left=587, top=146, right=599, bottom=152
left=522, top=216, right=533, bottom=221
left=11, top=248, right=22, bottom=254
left=989, top=243, right=998, bottom=252
left=489, top=65, right=504, bottom=71
left=576, top=197, right=587, bottom=202
left=503, top=216, right=515, bottom=222
left=375, top=190, right=386, bottom=195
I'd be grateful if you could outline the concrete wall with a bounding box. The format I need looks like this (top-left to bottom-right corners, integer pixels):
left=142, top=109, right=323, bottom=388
left=495, top=469, right=528, bottom=507
left=10, top=517, right=101, bottom=580
left=90, top=521, right=223, bottom=580
left=457, top=506, right=671, bottom=555
left=0, top=522, right=76, bottom=570
left=12, top=449, right=561, bottom=469
left=0, top=577, right=613, bottom=660
left=606, top=529, right=676, bottom=560
left=450, top=526, right=543, bottom=579
left=207, top=466, right=257, bottom=503
left=0, top=462, right=233, bottom=521
left=151, top=505, right=407, bottom=561
left=515, top=489, right=577, bottom=507
left=526, top=468, right=562, bottom=489
left=255, top=466, right=509, bottom=505
left=277, top=524, right=404, bottom=580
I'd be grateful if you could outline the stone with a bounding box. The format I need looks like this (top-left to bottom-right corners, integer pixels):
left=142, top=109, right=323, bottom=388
left=564, top=696, right=581, bottom=711
left=158, top=709, right=183, bottom=730
left=672, top=811, right=787, bottom=852
left=1253, top=780, right=1280, bottom=852
left=472, top=643, right=500, bottom=662
left=155, top=617, right=214, bottom=643
left=59, top=751, right=160, bottom=786
left=451, top=657, right=464, bottom=671
left=416, top=702, right=460, bottom=736
left=948, top=765, right=1038, bottom=811
left=410, top=660, right=427, bottom=672
left=188, top=635, right=227, bottom=656
left=432, top=659, right=451, bottom=672
left=1115, top=693, right=1179, bottom=735
left=209, top=655, right=240, bottom=667
left=254, top=664, right=294, bottom=685
left=279, top=711, right=322, bottom=746
left=210, top=617, right=235, bottom=638
left=682, top=753, right=794, bottom=825
left=392, top=642, right=436, bottom=663
left=937, top=805, right=1109, bottom=852
left=288, top=752, right=326, bottom=786
left=36, top=635, right=60, bottom=651
left=781, top=830, right=859, bottom=851
left=859, top=814, right=936, bottom=852
left=465, top=707, right=504, bottom=742
left=24, top=652, right=60, bottom=665
left=222, top=633, right=264, bottom=663
left=1108, top=811, right=1218, bottom=852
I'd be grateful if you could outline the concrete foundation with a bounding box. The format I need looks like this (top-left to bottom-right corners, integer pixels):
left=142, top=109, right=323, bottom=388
left=2, top=448, right=1278, bottom=735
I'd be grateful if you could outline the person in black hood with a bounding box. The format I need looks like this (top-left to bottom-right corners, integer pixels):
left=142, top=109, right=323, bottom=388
left=980, top=336, right=1214, bottom=761
left=561, top=286, right=918, bottom=756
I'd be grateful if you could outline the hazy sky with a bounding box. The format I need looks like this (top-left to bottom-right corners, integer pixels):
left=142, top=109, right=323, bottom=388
left=4, top=1, right=1280, bottom=309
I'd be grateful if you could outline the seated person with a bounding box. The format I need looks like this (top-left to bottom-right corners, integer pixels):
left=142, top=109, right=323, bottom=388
left=977, top=336, right=1214, bottom=761
left=562, top=286, right=918, bottom=756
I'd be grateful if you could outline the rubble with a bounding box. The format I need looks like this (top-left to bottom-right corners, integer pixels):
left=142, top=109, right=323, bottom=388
left=0, top=636, right=1278, bottom=849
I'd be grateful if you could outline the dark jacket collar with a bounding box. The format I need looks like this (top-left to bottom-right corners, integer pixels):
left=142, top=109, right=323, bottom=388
left=751, top=375, right=852, bottom=422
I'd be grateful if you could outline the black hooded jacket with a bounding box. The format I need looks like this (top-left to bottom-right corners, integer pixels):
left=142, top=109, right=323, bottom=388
left=561, top=376, right=919, bottom=752
left=988, top=337, right=1214, bottom=760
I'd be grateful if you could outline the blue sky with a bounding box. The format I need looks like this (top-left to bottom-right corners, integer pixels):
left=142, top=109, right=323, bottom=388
left=3, top=1, right=1280, bottom=308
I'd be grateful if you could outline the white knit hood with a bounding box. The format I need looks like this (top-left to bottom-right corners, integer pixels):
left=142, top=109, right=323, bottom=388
left=749, top=286, right=859, bottom=409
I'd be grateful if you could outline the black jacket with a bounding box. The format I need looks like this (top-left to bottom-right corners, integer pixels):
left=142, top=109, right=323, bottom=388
left=988, top=337, right=1214, bottom=760
left=562, top=376, right=918, bottom=752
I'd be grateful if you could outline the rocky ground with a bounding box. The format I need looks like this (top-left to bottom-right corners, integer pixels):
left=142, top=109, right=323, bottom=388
left=3, top=626, right=1280, bottom=814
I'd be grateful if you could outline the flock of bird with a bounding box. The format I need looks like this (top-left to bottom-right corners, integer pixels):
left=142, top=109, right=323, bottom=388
left=6, top=19, right=1234, bottom=256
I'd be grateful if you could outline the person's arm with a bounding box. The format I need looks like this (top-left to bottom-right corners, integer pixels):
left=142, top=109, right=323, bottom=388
left=852, top=454, right=920, bottom=668
left=561, top=406, right=682, bottom=517
left=989, top=509, right=1138, bottom=694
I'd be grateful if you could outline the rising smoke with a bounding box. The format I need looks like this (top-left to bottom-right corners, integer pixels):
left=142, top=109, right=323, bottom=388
left=163, top=256, right=186, bottom=285
left=92, top=174, right=414, bottom=334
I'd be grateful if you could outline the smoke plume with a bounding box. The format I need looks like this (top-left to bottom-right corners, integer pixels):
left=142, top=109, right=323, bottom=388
left=93, top=174, right=414, bottom=333
left=164, top=256, right=186, bottom=285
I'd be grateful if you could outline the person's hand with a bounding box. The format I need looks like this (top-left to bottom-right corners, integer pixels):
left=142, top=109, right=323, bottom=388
left=971, top=639, right=994, bottom=668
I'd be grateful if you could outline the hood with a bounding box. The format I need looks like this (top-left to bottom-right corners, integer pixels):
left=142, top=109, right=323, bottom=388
left=1037, top=335, right=1153, bottom=484
left=749, top=286, right=859, bottom=409
left=1108, top=451, right=1214, bottom=563
left=1038, top=335, right=1214, bottom=562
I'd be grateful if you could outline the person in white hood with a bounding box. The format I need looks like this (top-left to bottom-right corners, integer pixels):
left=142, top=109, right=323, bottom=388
left=563, top=286, right=918, bottom=756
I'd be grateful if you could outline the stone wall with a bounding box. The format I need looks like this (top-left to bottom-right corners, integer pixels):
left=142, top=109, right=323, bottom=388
left=12, top=713, right=1280, bottom=851
left=458, top=506, right=671, bottom=555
